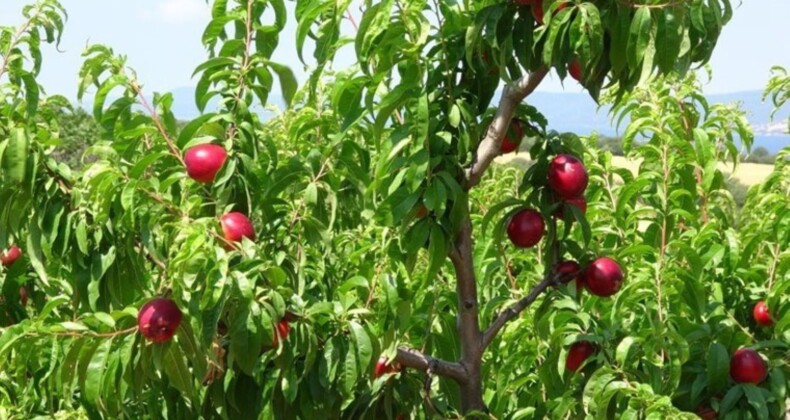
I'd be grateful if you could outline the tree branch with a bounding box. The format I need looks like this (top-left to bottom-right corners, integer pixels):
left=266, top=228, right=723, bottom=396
left=395, top=347, right=467, bottom=382
left=465, top=67, right=548, bottom=189
left=481, top=271, right=565, bottom=350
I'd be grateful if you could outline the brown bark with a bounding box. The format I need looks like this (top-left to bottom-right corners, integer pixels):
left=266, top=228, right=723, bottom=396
left=465, top=68, right=549, bottom=189
left=449, top=216, right=485, bottom=413
left=392, top=68, right=550, bottom=415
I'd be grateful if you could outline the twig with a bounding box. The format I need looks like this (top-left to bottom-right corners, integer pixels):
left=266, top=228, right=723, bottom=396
left=617, top=0, right=685, bottom=9
left=129, top=81, right=184, bottom=166
left=481, top=271, right=564, bottom=349
left=0, top=14, right=35, bottom=81
left=465, top=68, right=548, bottom=189
left=30, top=326, right=138, bottom=339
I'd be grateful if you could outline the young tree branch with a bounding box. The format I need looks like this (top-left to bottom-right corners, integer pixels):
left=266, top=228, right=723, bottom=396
left=465, top=67, right=549, bottom=189
left=395, top=347, right=468, bottom=382
left=480, top=271, right=565, bottom=350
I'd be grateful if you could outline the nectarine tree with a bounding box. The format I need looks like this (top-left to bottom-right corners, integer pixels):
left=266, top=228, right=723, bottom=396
left=0, top=0, right=788, bottom=418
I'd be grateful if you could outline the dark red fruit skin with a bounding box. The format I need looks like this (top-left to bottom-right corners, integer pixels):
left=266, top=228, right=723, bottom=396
left=695, top=405, right=717, bottom=420
left=272, top=319, right=291, bottom=347
left=583, top=257, right=624, bottom=297
left=553, top=196, right=587, bottom=218
left=220, top=212, right=256, bottom=245
left=1, top=245, right=22, bottom=267
left=500, top=119, right=525, bottom=154
left=20, top=286, right=27, bottom=306
left=531, top=1, right=544, bottom=24
left=481, top=50, right=499, bottom=76
left=184, top=144, right=227, bottom=184
left=506, top=209, right=545, bottom=248
left=548, top=154, right=589, bottom=199
left=530, top=0, right=568, bottom=25
left=554, top=260, right=581, bottom=285
left=730, top=348, right=767, bottom=384
left=413, top=204, right=428, bottom=219
left=753, top=301, right=774, bottom=327
left=137, top=298, right=183, bottom=343
left=566, top=341, right=596, bottom=372
left=374, top=356, right=401, bottom=378
left=568, top=58, right=583, bottom=82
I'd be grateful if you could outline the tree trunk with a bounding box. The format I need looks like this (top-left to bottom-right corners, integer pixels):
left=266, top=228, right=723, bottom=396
left=459, top=364, right=486, bottom=414
left=450, top=211, right=486, bottom=414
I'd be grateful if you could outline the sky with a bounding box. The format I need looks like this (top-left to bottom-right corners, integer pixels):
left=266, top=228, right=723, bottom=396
left=1, top=0, right=789, bottom=101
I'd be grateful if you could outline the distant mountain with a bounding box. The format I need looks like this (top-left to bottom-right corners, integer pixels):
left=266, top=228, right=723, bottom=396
left=512, top=90, right=790, bottom=153
left=156, top=87, right=790, bottom=153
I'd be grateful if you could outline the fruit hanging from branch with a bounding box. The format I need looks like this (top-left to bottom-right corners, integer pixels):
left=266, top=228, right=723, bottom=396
left=583, top=257, right=624, bottom=297
left=374, top=356, right=401, bottom=378
left=500, top=119, right=525, bottom=154
left=553, top=195, right=587, bottom=218
left=507, top=209, right=545, bottom=248
left=565, top=341, right=596, bottom=372
left=548, top=154, right=588, bottom=200
left=271, top=319, right=291, bottom=347
left=729, top=348, right=767, bottom=384
left=554, top=260, right=584, bottom=292
left=695, top=405, right=717, bottom=420
left=184, top=143, right=228, bottom=184
left=1, top=245, right=22, bottom=267
left=220, top=212, right=256, bottom=246
left=137, top=298, right=183, bottom=343
left=752, top=301, right=774, bottom=327
left=568, top=57, right=583, bottom=82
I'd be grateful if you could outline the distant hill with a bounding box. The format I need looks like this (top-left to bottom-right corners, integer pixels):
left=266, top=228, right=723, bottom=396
left=131, top=86, right=790, bottom=153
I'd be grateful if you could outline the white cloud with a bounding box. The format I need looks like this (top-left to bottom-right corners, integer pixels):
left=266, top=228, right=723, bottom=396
left=139, top=0, right=208, bottom=24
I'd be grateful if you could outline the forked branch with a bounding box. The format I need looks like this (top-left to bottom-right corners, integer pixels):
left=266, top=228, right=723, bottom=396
left=465, top=67, right=549, bottom=189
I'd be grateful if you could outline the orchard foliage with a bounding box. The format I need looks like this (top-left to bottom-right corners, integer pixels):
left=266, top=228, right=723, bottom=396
left=0, top=0, right=787, bottom=419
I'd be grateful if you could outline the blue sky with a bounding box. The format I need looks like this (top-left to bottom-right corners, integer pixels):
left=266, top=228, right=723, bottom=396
left=1, top=0, right=789, bottom=100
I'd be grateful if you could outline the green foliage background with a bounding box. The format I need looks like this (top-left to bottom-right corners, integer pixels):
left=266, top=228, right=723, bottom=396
left=0, top=0, right=788, bottom=419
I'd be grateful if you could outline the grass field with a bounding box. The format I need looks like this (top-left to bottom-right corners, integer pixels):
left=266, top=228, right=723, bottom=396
left=497, top=154, right=774, bottom=186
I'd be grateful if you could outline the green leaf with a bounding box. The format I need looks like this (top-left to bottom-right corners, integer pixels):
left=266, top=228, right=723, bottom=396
left=268, top=62, right=297, bottom=107
left=341, top=343, right=358, bottom=400
left=164, top=340, right=194, bottom=398
left=26, top=218, right=49, bottom=287
left=655, top=7, right=681, bottom=73
left=718, top=385, right=743, bottom=414
left=348, top=321, right=372, bottom=377
left=615, top=336, right=641, bottom=367
left=627, top=7, right=651, bottom=70
left=22, top=73, right=40, bottom=117
left=4, top=127, right=28, bottom=184
left=84, top=338, right=113, bottom=405
left=742, top=384, right=768, bottom=419
left=707, top=343, right=729, bottom=394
